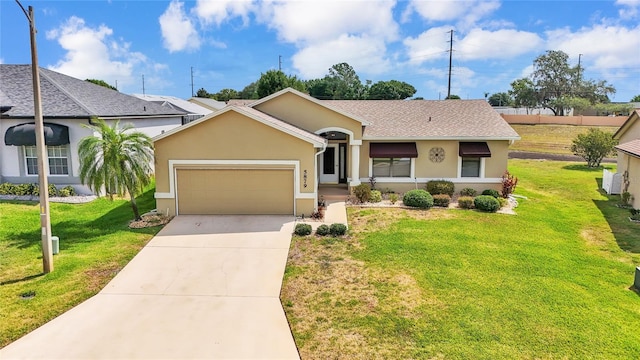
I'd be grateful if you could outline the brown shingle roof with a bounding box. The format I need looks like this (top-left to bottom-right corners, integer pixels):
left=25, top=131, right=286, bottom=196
left=616, top=139, right=640, bottom=158
left=323, top=99, right=520, bottom=139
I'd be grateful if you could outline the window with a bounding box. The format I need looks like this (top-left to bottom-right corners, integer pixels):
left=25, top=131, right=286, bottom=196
left=372, top=158, right=411, bottom=177
left=24, top=145, right=69, bottom=175
left=461, top=157, right=481, bottom=177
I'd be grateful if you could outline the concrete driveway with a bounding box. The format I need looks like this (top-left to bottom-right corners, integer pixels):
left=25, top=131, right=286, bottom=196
left=1, top=215, right=300, bottom=360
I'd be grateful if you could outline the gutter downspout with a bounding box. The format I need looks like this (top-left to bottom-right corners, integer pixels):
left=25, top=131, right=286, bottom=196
left=314, top=141, right=328, bottom=212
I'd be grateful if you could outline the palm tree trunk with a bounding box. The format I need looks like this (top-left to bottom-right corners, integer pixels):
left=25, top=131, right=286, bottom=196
left=126, top=185, right=141, bottom=221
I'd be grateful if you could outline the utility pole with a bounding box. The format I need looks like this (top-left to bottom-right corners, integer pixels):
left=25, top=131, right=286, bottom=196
left=190, top=66, right=194, bottom=97
left=447, top=29, right=454, bottom=99
left=278, top=55, right=282, bottom=71
left=16, top=1, right=53, bottom=273
left=577, top=54, right=583, bottom=80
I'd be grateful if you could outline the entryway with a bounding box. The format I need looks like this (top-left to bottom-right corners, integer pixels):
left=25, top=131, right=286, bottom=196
left=319, top=143, right=347, bottom=184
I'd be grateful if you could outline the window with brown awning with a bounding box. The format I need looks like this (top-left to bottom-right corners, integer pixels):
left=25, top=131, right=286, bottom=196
left=458, top=142, right=491, bottom=157
left=369, top=142, right=418, bottom=158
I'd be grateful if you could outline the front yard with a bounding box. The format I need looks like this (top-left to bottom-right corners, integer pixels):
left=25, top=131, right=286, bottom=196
left=281, top=159, right=640, bottom=359
left=0, top=188, right=160, bottom=348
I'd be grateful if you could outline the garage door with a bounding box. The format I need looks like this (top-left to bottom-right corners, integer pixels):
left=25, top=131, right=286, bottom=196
left=176, top=168, right=294, bottom=215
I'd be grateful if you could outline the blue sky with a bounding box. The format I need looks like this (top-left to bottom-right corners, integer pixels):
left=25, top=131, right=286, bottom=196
left=1, top=0, right=639, bottom=101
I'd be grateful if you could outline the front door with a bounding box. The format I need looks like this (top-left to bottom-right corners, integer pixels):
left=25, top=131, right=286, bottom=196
left=320, top=144, right=339, bottom=183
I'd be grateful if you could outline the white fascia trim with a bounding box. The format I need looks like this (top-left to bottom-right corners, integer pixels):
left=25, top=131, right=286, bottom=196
left=315, top=127, right=362, bottom=145
left=154, top=159, right=315, bottom=199
left=249, top=88, right=371, bottom=126
left=359, top=177, right=502, bottom=184
left=363, top=136, right=521, bottom=141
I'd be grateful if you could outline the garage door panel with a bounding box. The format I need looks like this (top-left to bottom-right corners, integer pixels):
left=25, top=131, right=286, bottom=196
left=177, top=169, right=294, bottom=215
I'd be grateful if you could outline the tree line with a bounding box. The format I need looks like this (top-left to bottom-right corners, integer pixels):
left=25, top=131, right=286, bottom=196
left=196, top=62, right=419, bottom=101
left=486, top=50, right=636, bottom=116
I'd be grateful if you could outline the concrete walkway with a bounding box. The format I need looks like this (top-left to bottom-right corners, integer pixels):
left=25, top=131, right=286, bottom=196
left=1, top=215, right=301, bottom=360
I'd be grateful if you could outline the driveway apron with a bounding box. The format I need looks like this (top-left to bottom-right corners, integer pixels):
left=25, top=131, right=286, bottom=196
left=1, top=215, right=300, bottom=360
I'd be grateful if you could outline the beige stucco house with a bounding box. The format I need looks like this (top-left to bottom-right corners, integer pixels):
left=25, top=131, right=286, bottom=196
left=613, top=110, right=640, bottom=209
left=153, top=88, right=520, bottom=216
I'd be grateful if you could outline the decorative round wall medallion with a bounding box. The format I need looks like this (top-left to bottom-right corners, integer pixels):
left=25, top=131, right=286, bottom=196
left=429, top=147, right=445, bottom=163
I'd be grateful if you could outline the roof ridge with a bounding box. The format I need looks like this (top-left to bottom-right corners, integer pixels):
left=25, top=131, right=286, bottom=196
left=39, top=68, right=97, bottom=116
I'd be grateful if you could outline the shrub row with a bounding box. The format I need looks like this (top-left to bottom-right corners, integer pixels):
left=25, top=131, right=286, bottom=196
left=294, top=223, right=347, bottom=237
left=0, top=183, right=76, bottom=197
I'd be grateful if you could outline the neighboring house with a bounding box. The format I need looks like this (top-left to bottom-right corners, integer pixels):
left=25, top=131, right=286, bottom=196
left=187, top=97, right=226, bottom=112
left=132, top=94, right=214, bottom=123
left=0, top=64, right=186, bottom=194
left=154, top=88, right=520, bottom=216
left=613, top=110, right=640, bottom=208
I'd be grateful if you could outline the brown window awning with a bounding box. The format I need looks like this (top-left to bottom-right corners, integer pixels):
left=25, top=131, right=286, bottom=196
left=4, top=122, right=70, bottom=146
left=370, top=142, right=418, bottom=158
left=459, top=142, right=491, bottom=157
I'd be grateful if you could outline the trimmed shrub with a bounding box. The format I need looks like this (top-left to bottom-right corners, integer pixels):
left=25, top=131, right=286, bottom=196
left=458, top=196, right=475, bottom=209
left=294, top=223, right=312, bottom=236
left=481, top=189, right=500, bottom=198
left=316, top=224, right=330, bottom=236
left=48, top=184, right=58, bottom=197
left=370, top=190, right=382, bottom=203
left=59, top=186, right=76, bottom=197
left=433, top=194, right=451, bottom=207
left=329, top=223, right=347, bottom=237
left=403, top=189, right=434, bottom=209
left=497, top=197, right=508, bottom=208
left=0, top=183, right=16, bottom=195
left=426, top=180, right=455, bottom=196
left=475, top=195, right=500, bottom=212
left=353, top=184, right=371, bottom=204
left=389, top=193, right=399, bottom=204
left=459, top=187, right=477, bottom=197
left=14, top=183, right=36, bottom=196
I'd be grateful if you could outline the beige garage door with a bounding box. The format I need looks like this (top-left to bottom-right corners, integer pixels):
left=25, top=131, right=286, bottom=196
left=176, top=168, right=294, bottom=215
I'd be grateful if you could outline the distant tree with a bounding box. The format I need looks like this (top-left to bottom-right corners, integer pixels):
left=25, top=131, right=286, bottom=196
left=256, top=70, right=307, bottom=98
left=196, top=88, right=212, bottom=98
left=307, top=63, right=369, bottom=100
left=530, top=50, right=615, bottom=116
left=445, top=94, right=461, bottom=99
left=78, top=119, right=153, bottom=220
left=631, top=95, right=640, bottom=102
left=488, top=92, right=513, bottom=107
left=239, top=82, right=259, bottom=99
left=509, top=78, right=538, bottom=113
left=570, top=128, right=618, bottom=168
left=212, top=88, right=239, bottom=102
left=368, top=80, right=416, bottom=100
left=86, top=79, right=117, bottom=91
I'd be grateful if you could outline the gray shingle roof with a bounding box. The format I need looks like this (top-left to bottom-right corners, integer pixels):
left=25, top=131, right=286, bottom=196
left=323, top=99, right=520, bottom=139
left=616, top=139, right=640, bottom=158
left=0, top=64, right=185, bottom=118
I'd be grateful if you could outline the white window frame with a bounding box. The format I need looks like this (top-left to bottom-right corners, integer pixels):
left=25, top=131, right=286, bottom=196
left=23, top=145, right=70, bottom=176
left=458, top=156, right=486, bottom=178
left=369, top=157, right=415, bottom=180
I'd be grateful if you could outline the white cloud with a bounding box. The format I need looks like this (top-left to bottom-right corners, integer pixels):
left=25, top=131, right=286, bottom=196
left=194, top=0, right=254, bottom=26
left=546, top=24, right=640, bottom=70
left=406, top=0, right=500, bottom=29
left=404, top=26, right=453, bottom=64
left=457, top=28, right=543, bottom=60
left=258, top=0, right=398, bottom=44
left=292, top=34, right=390, bottom=78
left=45, top=16, right=166, bottom=93
left=159, top=0, right=201, bottom=52
left=616, top=0, right=640, bottom=19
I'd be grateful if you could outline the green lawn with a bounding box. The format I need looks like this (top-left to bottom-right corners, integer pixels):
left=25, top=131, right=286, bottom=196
left=0, top=188, right=161, bottom=348
left=281, top=159, right=640, bottom=359
left=510, top=124, right=620, bottom=154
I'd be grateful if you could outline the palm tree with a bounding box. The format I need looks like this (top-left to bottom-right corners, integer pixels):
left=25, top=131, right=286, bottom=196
left=78, top=119, right=153, bottom=220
